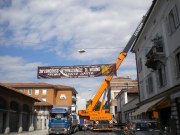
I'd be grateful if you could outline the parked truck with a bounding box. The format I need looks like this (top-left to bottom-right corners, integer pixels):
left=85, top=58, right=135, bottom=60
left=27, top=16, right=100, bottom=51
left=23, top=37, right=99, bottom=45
left=48, top=106, right=72, bottom=135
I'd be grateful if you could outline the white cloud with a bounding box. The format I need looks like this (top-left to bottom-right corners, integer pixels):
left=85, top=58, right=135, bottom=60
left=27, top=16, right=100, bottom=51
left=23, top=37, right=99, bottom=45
left=0, top=0, right=153, bottom=99
left=0, top=0, right=152, bottom=59
left=0, top=56, right=44, bottom=82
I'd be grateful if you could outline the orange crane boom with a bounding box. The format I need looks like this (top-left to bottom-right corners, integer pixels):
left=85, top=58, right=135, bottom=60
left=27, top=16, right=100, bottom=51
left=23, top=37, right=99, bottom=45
left=78, top=14, right=146, bottom=122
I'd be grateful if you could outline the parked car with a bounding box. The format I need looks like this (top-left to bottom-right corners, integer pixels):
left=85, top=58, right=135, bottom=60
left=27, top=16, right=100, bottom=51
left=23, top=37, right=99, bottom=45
left=130, top=120, right=166, bottom=135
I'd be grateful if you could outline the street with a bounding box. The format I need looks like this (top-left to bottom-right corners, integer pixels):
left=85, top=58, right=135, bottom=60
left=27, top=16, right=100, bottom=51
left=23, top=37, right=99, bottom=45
left=74, top=130, right=123, bottom=135
left=8, top=129, right=124, bottom=135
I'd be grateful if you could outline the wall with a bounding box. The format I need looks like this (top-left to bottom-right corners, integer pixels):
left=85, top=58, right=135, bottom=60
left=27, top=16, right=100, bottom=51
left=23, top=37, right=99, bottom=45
left=132, top=0, right=180, bottom=134
left=56, top=90, right=72, bottom=106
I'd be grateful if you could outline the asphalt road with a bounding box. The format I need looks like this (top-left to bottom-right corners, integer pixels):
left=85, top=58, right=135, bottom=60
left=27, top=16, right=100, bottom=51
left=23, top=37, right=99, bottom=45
left=7, top=129, right=125, bottom=135
left=74, top=130, right=124, bottom=135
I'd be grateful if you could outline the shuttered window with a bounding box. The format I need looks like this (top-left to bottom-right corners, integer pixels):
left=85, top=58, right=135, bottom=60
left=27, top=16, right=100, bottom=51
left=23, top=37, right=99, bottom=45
left=167, top=5, right=180, bottom=34
left=176, top=52, right=180, bottom=77
left=28, top=89, right=32, bottom=95
left=157, top=65, right=167, bottom=87
left=146, top=74, right=154, bottom=94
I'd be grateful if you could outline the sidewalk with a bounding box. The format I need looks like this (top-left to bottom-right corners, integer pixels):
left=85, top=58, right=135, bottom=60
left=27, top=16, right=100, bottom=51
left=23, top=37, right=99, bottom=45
left=6, top=129, right=48, bottom=135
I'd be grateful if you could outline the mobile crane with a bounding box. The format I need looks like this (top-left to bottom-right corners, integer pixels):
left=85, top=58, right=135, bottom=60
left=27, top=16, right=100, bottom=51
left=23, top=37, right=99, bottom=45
left=78, top=15, right=146, bottom=130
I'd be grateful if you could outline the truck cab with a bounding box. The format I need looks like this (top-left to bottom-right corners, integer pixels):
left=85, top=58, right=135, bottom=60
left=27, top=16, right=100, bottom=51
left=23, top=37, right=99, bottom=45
left=48, top=106, right=72, bottom=135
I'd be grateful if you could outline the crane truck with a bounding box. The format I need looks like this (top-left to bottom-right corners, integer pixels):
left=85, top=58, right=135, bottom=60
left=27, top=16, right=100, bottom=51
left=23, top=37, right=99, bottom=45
left=78, top=15, right=147, bottom=131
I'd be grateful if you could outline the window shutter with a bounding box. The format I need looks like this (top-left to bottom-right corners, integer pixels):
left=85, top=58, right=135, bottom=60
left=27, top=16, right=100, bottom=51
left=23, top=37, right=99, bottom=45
left=165, top=16, right=171, bottom=34
left=156, top=70, right=160, bottom=88
left=173, top=6, right=180, bottom=28
left=149, top=76, right=154, bottom=94
left=146, top=79, right=149, bottom=94
left=175, top=53, right=180, bottom=77
left=162, top=65, right=167, bottom=85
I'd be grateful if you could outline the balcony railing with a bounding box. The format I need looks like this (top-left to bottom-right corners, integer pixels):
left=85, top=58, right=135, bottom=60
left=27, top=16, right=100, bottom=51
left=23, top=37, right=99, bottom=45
left=145, top=36, right=165, bottom=70
left=146, top=46, right=164, bottom=59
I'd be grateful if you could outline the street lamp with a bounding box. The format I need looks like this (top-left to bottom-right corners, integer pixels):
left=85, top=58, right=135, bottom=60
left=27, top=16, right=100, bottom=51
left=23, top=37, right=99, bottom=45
left=78, top=49, right=86, bottom=53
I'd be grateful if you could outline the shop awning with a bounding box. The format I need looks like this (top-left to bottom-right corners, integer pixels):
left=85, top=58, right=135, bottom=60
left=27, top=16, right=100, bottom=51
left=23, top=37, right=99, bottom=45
left=150, top=97, right=171, bottom=110
left=132, top=97, right=164, bottom=116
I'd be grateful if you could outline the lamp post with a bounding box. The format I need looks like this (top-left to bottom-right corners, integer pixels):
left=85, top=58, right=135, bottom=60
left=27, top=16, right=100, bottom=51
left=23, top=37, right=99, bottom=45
left=78, top=49, right=86, bottom=53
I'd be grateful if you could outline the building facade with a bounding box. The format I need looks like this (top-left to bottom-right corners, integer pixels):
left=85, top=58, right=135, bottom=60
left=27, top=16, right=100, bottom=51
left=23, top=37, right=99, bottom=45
left=3, top=83, right=78, bottom=130
left=0, top=83, right=39, bottom=134
left=132, top=0, right=180, bottom=134
left=115, top=86, right=139, bottom=123
left=110, top=77, right=138, bottom=119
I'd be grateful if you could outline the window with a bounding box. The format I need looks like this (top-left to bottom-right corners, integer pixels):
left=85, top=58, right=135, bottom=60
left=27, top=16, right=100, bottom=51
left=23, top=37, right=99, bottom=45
left=146, top=75, right=154, bottom=94
left=42, top=89, right=47, bottom=95
left=176, top=52, right=180, bottom=77
left=138, top=58, right=143, bottom=73
left=157, top=65, right=167, bottom=87
left=42, top=98, right=46, bottom=102
left=35, top=89, right=39, bottom=95
left=20, top=89, right=24, bottom=93
left=168, top=5, right=180, bottom=34
left=28, top=89, right=32, bottom=95
left=139, top=81, right=144, bottom=99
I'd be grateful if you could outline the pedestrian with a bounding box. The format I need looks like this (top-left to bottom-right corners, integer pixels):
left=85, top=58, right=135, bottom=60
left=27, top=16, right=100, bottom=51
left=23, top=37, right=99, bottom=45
left=83, top=120, right=88, bottom=132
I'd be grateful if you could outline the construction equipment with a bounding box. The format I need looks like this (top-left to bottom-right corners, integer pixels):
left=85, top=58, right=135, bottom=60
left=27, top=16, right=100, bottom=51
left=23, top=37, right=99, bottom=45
left=78, top=16, right=146, bottom=130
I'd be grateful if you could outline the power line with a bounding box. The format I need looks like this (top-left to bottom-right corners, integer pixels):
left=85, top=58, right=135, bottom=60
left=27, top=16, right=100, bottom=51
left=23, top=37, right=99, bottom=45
left=75, top=47, right=124, bottom=49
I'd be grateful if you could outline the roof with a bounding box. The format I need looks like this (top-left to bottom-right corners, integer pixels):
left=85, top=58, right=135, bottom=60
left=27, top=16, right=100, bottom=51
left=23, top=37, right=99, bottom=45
left=127, top=86, right=139, bottom=94
left=3, top=83, right=53, bottom=88
left=131, top=0, right=157, bottom=52
left=0, top=83, right=40, bottom=102
left=112, top=77, right=132, bottom=80
left=115, top=86, right=139, bottom=99
left=3, top=83, right=78, bottom=94
left=111, top=77, right=137, bottom=82
left=34, top=101, right=53, bottom=106
left=55, top=85, right=78, bottom=94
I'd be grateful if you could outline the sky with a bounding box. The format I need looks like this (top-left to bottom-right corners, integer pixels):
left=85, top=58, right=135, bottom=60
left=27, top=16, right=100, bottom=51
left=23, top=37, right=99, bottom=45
left=0, top=0, right=153, bottom=100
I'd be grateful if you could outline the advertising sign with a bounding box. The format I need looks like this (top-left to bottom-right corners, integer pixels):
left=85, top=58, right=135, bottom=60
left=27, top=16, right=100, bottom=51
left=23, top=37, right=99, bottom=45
left=37, top=63, right=116, bottom=79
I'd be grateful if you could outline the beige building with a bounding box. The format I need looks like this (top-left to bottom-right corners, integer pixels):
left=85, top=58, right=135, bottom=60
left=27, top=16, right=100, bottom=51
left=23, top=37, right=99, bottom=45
left=110, top=77, right=138, bottom=119
left=115, top=86, right=139, bottom=123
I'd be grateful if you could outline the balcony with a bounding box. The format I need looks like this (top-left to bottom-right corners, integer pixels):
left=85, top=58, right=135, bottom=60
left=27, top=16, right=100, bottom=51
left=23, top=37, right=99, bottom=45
left=145, top=36, right=165, bottom=70
left=146, top=46, right=164, bottom=59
